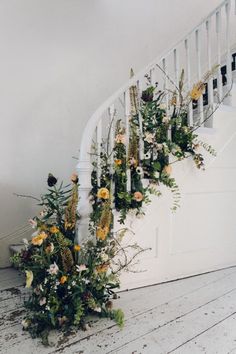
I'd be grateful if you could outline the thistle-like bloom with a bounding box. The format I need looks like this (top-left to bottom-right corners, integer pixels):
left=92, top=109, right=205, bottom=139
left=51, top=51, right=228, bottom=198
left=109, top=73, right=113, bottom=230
left=47, top=173, right=58, bottom=187
left=97, top=188, right=110, bottom=200
left=25, top=270, right=33, bottom=288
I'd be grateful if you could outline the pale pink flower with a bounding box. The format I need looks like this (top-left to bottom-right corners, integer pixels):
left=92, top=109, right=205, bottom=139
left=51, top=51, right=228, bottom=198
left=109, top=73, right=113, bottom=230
left=115, top=134, right=125, bottom=144
left=76, top=264, right=88, bottom=272
left=47, top=262, right=59, bottom=275
left=144, top=133, right=155, bottom=144
left=28, top=219, right=37, bottom=229
left=39, top=297, right=46, bottom=306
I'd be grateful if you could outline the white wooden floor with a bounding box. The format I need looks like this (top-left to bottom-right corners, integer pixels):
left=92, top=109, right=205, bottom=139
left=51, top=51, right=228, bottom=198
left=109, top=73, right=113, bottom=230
left=1, top=267, right=236, bottom=354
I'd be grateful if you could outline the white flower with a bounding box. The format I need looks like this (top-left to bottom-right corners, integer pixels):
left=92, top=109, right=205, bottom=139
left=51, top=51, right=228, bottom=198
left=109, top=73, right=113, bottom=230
left=68, top=286, right=71, bottom=290
left=162, top=116, right=170, bottom=124
left=144, top=151, right=151, bottom=160
left=136, top=166, right=143, bottom=175
left=71, top=281, right=76, bottom=286
left=144, top=133, right=155, bottom=144
left=100, top=253, right=109, bottom=262
left=76, top=264, right=88, bottom=272
left=22, top=238, right=29, bottom=246
left=22, top=319, right=30, bottom=329
left=154, top=171, right=160, bottom=179
left=47, top=262, right=59, bottom=275
left=156, top=143, right=163, bottom=151
left=28, top=219, right=37, bottom=229
left=39, top=297, right=46, bottom=306
left=94, top=307, right=102, bottom=313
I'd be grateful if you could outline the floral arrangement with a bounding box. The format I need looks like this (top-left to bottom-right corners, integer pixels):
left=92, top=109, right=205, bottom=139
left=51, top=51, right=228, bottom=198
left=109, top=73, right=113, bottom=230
left=11, top=174, right=128, bottom=344
left=11, top=66, right=221, bottom=345
left=90, top=68, right=217, bottom=225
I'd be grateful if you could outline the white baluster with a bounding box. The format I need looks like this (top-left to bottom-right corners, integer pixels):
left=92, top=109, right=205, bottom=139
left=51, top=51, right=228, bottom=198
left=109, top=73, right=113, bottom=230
left=173, top=48, right=180, bottom=111
left=173, top=48, right=179, bottom=88
left=225, top=0, right=232, bottom=95
left=108, top=104, right=115, bottom=207
left=216, top=10, right=223, bottom=101
left=185, top=38, right=193, bottom=126
left=124, top=90, right=131, bottom=192
left=137, top=79, right=144, bottom=160
left=96, top=120, right=102, bottom=187
left=162, top=58, right=171, bottom=140
left=195, top=28, right=204, bottom=125
left=206, top=18, right=214, bottom=120
left=108, top=104, right=115, bottom=164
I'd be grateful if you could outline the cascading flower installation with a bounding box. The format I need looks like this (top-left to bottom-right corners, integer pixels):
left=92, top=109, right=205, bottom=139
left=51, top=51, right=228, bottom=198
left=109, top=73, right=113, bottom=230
left=11, top=65, right=220, bottom=345
left=11, top=174, right=126, bottom=344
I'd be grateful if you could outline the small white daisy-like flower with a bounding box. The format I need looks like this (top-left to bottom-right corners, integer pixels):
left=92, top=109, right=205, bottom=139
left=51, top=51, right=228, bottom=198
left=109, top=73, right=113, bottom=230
left=136, top=166, right=143, bottom=175
left=144, top=151, right=151, bottom=159
left=94, top=307, right=102, bottom=313
left=71, top=281, right=76, bottom=286
left=154, top=171, right=160, bottom=179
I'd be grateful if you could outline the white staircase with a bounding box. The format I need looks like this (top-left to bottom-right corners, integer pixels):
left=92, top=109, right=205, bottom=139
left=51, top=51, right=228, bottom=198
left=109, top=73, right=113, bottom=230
left=77, top=0, right=236, bottom=290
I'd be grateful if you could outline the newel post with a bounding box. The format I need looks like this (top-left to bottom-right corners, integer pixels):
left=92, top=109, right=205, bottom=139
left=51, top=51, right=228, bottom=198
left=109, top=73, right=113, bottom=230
left=76, top=159, right=92, bottom=244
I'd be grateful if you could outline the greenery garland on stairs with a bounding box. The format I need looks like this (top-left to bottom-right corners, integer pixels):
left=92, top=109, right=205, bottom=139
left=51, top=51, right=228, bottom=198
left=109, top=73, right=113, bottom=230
left=11, top=66, right=222, bottom=345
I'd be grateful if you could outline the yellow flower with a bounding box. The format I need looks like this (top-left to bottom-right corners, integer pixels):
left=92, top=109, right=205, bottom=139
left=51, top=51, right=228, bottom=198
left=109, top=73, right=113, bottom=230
left=190, top=82, right=205, bottom=100
left=96, top=226, right=109, bottom=241
left=31, top=232, right=48, bottom=246
left=25, top=270, right=33, bottom=288
left=50, top=225, right=59, bottom=234
left=96, top=264, right=109, bottom=273
left=60, top=275, right=68, bottom=284
left=133, top=191, right=144, bottom=202
left=114, top=159, right=122, bottom=166
left=163, top=165, right=172, bottom=175
left=74, top=244, right=81, bottom=252
left=97, top=188, right=110, bottom=200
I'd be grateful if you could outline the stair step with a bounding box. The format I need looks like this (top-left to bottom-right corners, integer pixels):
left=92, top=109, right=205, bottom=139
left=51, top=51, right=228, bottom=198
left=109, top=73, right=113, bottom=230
left=9, top=244, right=25, bottom=255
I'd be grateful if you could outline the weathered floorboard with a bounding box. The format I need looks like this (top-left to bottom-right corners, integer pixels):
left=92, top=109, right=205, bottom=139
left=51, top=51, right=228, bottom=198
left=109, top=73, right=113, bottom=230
left=1, top=267, right=236, bottom=353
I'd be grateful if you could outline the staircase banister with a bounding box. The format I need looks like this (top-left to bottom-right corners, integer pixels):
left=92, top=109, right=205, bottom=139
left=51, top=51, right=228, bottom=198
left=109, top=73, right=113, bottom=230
left=78, top=0, right=231, bottom=163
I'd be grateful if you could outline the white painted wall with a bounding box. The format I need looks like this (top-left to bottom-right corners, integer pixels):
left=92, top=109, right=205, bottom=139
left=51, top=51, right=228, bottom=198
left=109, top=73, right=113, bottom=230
left=0, top=0, right=222, bottom=266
